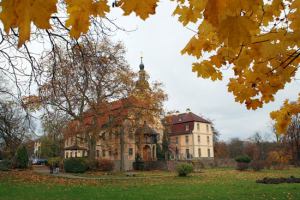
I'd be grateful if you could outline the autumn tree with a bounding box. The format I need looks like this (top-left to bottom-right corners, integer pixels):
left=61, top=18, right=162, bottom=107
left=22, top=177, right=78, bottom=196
left=1, top=0, right=300, bottom=137
left=38, top=37, right=135, bottom=160
left=214, top=141, right=229, bottom=159
left=227, top=138, right=244, bottom=159
left=275, top=114, right=300, bottom=165
left=42, top=109, right=69, bottom=143
left=0, top=100, right=31, bottom=158
left=39, top=110, right=69, bottom=158
left=157, top=117, right=172, bottom=160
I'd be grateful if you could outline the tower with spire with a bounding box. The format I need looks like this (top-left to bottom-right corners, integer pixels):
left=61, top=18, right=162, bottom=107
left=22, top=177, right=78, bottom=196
left=135, top=56, right=150, bottom=92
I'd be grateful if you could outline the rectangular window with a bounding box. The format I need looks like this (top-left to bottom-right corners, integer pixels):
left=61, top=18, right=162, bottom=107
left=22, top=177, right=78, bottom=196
left=198, top=135, right=201, bottom=143
left=185, top=135, right=189, bottom=144
left=186, top=149, right=190, bottom=158
left=102, top=150, right=105, bottom=157
left=185, top=124, right=189, bottom=131
left=198, top=148, right=201, bottom=157
left=197, top=123, right=200, bottom=130
left=75, top=151, right=77, bottom=158
left=176, top=137, right=178, bottom=144
left=208, top=148, right=211, bottom=157
left=66, top=152, right=69, bottom=158
left=109, top=150, right=112, bottom=157
left=206, top=124, right=209, bottom=132
left=207, top=136, right=210, bottom=144
left=96, top=150, right=99, bottom=158
left=129, top=148, right=133, bottom=156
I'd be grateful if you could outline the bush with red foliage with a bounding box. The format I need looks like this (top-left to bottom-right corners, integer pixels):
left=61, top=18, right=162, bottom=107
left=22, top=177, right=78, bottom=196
left=236, top=162, right=249, bottom=171
left=98, top=159, right=114, bottom=171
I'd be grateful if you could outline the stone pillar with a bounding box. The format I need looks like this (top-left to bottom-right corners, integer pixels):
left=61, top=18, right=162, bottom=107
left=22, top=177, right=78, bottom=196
left=153, top=145, right=157, bottom=160
left=149, top=145, right=153, bottom=161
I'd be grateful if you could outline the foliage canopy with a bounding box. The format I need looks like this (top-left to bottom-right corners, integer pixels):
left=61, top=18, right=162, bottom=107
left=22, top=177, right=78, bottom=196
left=1, top=0, right=300, bottom=134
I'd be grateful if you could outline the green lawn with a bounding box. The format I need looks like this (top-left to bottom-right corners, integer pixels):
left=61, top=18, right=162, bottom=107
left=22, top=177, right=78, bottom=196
left=1, top=168, right=300, bottom=200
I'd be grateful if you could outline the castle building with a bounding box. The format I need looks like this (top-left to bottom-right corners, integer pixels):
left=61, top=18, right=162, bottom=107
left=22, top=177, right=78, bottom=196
left=63, top=58, right=162, bottom=171
left=63, top=58, right=215, bottom=171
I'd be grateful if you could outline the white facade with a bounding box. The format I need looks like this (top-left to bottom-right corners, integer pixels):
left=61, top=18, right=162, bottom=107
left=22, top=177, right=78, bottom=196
left=170, top=122, right=214, bottom=159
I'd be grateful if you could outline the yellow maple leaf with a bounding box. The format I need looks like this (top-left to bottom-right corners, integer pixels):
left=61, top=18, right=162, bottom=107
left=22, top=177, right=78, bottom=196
left=119, top=0, right=159, bottom=20
left=65, top=0, right=109, bottom=38
left=92, top=0, right=110, bottom=17
left=173, top=0, right=207, bottom=26
left=245, top=99, right=263, bottom=110
left=217, top=16, right=257, bottom=49
left=192, top=61, right=222, bottom=81
left=203, top=0, right=228, bottom=26
left=181, top=21, right=217, bottom=58
left=0, top=0, right=57, bottom=47
left=181, top=36, right=203, bottom=59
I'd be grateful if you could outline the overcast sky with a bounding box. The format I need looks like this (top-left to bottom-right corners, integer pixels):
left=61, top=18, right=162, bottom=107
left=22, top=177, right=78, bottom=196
left=107, top=1, right=300, bottom=141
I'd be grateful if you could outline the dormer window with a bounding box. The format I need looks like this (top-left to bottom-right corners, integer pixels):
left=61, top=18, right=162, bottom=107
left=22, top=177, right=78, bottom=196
left=185, top=124, right=189, bottom=131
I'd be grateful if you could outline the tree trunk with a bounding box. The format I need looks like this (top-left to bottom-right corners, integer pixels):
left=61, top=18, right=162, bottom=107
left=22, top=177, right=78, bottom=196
left=88, top=134, right=96, bottom=160
left=120, top=127, right=125, bottom=171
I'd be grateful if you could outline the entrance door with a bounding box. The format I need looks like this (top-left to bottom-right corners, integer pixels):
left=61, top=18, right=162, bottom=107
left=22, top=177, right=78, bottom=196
left=143, top=145, right=151, bottom=161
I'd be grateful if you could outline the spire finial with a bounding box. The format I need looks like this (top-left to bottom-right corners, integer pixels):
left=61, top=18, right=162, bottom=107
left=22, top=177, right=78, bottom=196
left=139, top=52, right=144, bottom=70
left=140, top=51, right=143, bottom=63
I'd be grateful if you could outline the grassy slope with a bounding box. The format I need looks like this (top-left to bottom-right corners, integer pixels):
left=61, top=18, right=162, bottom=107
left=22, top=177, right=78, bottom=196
left=0, top=168, right=300, bottom=200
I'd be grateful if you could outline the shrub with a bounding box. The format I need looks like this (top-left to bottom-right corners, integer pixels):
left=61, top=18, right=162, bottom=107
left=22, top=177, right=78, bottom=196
left=64, top=158, right=87, bottom=173
left=236, top=162, right=249, bottom=171
left=235, top=155, right=251, bottom=163
left=16, top=146, right=29, bottom=169
left=176, top=163, right=193, bottom=177
left=0, top=160, right=12, bottom=171
left=250, top=160, right=265, bottom=171
left=133, top=160, right=144, bottom=170
left=235, top=155, right=251, bottom=171
left=98, top=159, right=114, bottom=171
